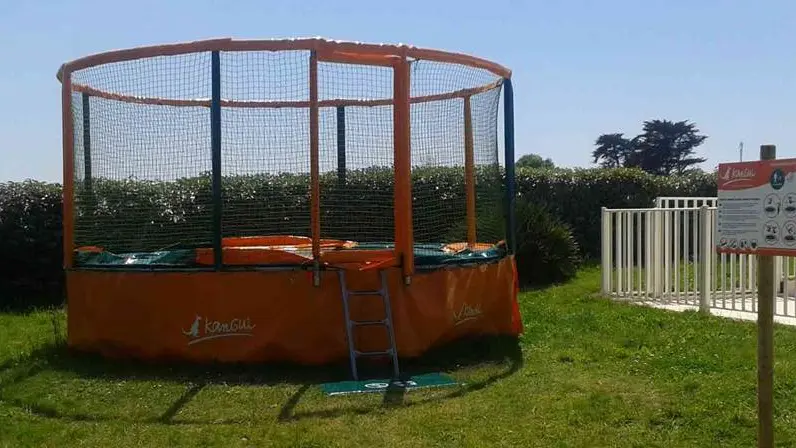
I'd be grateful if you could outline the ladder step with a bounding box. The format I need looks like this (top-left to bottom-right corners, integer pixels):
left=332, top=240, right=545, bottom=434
left=355, top=349, right=393, bottom=357
left=338, top=269, right=401, bottom=381
left=351, top=319, right=387, bottom=327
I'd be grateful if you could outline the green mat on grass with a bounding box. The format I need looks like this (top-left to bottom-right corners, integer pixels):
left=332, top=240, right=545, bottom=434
left=321, top=372, right=458, bottom=396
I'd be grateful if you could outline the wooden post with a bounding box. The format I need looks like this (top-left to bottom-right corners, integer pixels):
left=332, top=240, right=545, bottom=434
left=758, top=144, right=776, bottom=448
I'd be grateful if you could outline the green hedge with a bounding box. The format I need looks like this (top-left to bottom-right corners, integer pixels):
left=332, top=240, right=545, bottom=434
left=516, top=167, right=717, bottom=258
left=0, top=167, right=717, bottom=311
left=0, top=181, right=63, bottom=311
left=70, top=166, right=505, bottom=254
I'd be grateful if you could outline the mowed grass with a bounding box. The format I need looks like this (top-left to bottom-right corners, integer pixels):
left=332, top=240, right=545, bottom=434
left=6, top=268, right=796, bottom=447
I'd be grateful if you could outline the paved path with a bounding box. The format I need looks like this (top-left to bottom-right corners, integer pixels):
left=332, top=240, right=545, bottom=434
left=627, top=296, right=796, bottom=326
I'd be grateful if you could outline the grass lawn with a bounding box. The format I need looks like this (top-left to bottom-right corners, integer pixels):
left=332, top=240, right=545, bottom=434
left=5, top=267, right=796, bottom=447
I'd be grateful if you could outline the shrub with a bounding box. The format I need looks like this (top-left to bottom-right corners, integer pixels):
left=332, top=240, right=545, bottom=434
left=516, top=166, right=717, bottom=257
left=0, top=181, right=63, bottom=311
left=513, top=199, right=581, bottom=287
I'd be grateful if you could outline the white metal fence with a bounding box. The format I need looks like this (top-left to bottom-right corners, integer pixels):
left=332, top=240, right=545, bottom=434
left=654, top=196, right=717, bottom=209
left=601, top=198, right=796, bottom=318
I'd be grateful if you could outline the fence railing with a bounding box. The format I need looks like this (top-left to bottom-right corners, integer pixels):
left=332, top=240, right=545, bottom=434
left=601, top=204, right=796, bottom=317
left=654, top=196, right=718, bottom=209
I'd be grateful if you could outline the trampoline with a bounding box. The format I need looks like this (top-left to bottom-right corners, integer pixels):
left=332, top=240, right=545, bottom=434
left=57, top=38, right=521, bottom=380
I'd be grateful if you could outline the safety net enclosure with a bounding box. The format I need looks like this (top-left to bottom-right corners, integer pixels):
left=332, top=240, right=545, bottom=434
left=58, top=38, right=520, bottom=372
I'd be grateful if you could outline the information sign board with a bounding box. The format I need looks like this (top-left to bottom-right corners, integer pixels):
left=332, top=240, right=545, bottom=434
left=716, top=158, right=796, bottom=255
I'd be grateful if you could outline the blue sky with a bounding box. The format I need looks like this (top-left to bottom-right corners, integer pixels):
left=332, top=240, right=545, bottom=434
left=1, top=0, right=794, bottom=182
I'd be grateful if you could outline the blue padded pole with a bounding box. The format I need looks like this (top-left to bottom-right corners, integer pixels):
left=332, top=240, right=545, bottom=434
left=81, top=92, right=95, bottom=217
left=210, top=51, right=223, bottom=270
left=503, top=78, right=516, bottom=255
left=336, top=105, right=346, bottom=185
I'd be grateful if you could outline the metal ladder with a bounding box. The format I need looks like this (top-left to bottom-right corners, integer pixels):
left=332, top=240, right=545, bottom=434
left=337, top=269, right=400, bottom=381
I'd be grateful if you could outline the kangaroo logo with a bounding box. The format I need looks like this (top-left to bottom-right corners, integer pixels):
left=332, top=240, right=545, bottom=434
left=182, top=315, right=201, bottom=338
left=181, top=313, right=256, bottom=346
left=720, top=165, right=756, bottom=187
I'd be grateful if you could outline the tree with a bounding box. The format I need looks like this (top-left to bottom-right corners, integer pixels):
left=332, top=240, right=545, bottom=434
left=591, top=120, right=708, bottom=175
left=516, top=154, right=555, bottom=169
left=592, top=133, right=633, bottom=168
left=633, top=120, right=707, bottom=175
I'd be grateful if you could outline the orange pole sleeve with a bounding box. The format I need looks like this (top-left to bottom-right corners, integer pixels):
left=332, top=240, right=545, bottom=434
left=393, top=58, right=414, bottom=281
left=464, top=96, right=476, bottom=247
left=309, top=51, right=321, bottom=262
left=61, top=70, right=75, bottom=269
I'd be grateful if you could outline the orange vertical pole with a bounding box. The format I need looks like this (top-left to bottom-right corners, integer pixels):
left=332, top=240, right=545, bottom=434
left=393, top=57, right=413, bottom=283
left=309, top=50, right=321, bottom=284
left=61, top=69, right=75, bottom=269
left=463, top=96, right=476, bottom=247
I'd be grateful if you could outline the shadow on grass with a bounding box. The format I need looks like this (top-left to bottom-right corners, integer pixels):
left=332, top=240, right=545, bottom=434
left=277, top=335, right=524, bottom=422
left=0, top=334, right=523, bottom=425
left=0, top=285, right=64, bottom=315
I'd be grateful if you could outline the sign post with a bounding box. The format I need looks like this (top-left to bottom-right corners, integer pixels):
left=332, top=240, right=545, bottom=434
left=716, top=145, right=786, bottom=448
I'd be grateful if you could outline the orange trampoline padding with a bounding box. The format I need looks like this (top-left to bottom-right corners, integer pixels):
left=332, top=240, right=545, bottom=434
left=193, top=236, right=382, bottom=266
left=65, top=256, right=521, bottom=365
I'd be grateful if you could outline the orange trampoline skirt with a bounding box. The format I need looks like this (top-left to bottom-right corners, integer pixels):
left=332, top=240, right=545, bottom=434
left=66, top=255, right=521, bottom=365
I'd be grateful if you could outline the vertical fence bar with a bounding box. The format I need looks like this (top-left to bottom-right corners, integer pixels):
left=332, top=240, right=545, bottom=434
left=463, top=96, right=477, bottom=246
left=393, top=56, right=413, bottom=283
left=674, top=209, right=681, bottom=299
left=624, top=212, right=631, bottom=293
left=752, top=255, right=758, bottom=312
left=309, top=50, right=321, bottom=283
left=653, top=209, right=663, bottom=297
left=61, top=68, right=75, bottom=269
left=636, top=212, right=642, bottom=296
left=692, top=209, right=699, bottom=297
left=336, top=105, right=347, bottom=186
left=645, top=209, right=653, bottom=298
left=710, top=208, right=716, bottom=306
left=699, top=205, right=711, bottom=312
left=731, top=254, right=737, bottom=309
left=615, top=211, right=624, bottom=295
left=683, top=211, right=691, bottom=297
left=664, top=209, right=671, bottom=300
left=784, top=257, right=791, bottom=316
left=789, top=257, right=794, bottom=315
left=721, top=252, right=727, bottom=308
left=601, top=207, right=611, bottom=294
left=503, top=78, right=516, bottom=255
left=210, top=51, right=223, bottom=270
left=741, top=255, right=748, bottom=310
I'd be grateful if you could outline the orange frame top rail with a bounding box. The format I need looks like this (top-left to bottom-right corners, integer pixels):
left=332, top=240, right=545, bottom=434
left=56, top=37, right=512, bottom=82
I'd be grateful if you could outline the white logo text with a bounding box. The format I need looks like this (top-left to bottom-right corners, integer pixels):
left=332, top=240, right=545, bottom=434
left=182, top=315, right=256, bottom=345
